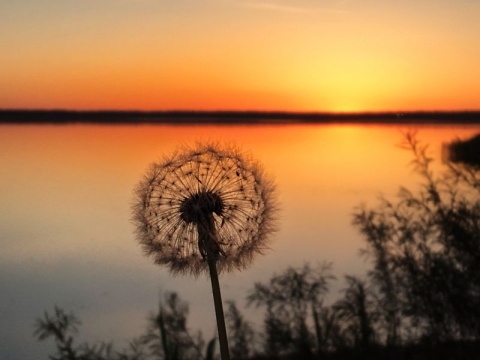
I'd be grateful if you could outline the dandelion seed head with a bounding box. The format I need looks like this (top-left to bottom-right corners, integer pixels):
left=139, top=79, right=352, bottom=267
left=132, top=143, right=278, bottom=276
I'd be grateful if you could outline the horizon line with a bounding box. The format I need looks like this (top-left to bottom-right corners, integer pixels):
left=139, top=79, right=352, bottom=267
left=2, top=109, right=480, bottom=124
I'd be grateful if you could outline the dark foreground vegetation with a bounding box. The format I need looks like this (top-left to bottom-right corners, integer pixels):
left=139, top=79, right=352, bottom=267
left=446, top=133, right=480, bottom=167
left=36, top=133, right=480, bottom=359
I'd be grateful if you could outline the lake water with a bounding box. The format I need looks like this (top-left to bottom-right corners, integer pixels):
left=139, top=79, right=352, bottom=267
left=1, top=121, right=479, bottom=359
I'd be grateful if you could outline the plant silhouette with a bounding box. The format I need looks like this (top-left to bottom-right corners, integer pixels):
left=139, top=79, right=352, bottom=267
left=132, top=143, right=278, bottom=360
left=445, top=133, right=480, bottom=167
left=225, top=301, right=256, bottom=360
left=247, top=263, right=333, bottom=359
left=333, top=276, right=377, bottom=354
left=35, top=294, right=214, bottom=360
left=354, top=131, right=480, bottom=344
left=141, top=292, right=216, bottom=360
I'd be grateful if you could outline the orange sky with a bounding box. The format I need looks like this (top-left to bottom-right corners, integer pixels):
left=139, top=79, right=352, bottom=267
left=1, top=0, right=480, bottom=112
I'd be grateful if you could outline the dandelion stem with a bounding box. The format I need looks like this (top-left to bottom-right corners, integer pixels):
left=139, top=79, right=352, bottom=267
left=208, top=257, right=230, bottom=360
left=196, top=215, right=230, bottom=360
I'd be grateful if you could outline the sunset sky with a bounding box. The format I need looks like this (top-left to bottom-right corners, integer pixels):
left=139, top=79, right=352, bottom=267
left=2, top=0, right=480, bottom=112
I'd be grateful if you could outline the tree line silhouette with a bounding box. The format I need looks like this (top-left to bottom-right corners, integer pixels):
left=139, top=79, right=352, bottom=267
left=35, top=133, right=480, bottom=359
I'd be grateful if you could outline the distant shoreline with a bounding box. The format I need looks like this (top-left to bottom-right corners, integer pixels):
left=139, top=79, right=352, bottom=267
left=1, top=109, right=480, bottom=124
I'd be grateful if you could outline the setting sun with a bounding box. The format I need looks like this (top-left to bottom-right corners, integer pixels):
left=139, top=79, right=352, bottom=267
left=2, top=0, right=480, bottom=112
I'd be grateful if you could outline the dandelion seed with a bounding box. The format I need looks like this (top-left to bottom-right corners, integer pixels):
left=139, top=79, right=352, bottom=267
left=132, top=142, right=278, bottom=360
left=132, top=142, right=278, bottom=275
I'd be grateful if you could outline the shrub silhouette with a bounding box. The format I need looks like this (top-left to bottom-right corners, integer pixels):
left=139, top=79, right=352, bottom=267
left=141, top=292, right=216, bottom=360
left=353, top=131, right=480, bottom=344
left=34, top=306, right=144, bottom=360
left=247, top=263, right=333, bottom=359
left=35, top=293, right=214, bottom=360
left=332, top=276, right=377, bottom=353
left=445, top=133, right=480, bottom=167
left=225, top=301, right=256, bottom=360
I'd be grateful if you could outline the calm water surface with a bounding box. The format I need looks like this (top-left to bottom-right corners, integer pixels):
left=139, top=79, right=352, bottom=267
left=1, top=122, right=479, bottom=359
